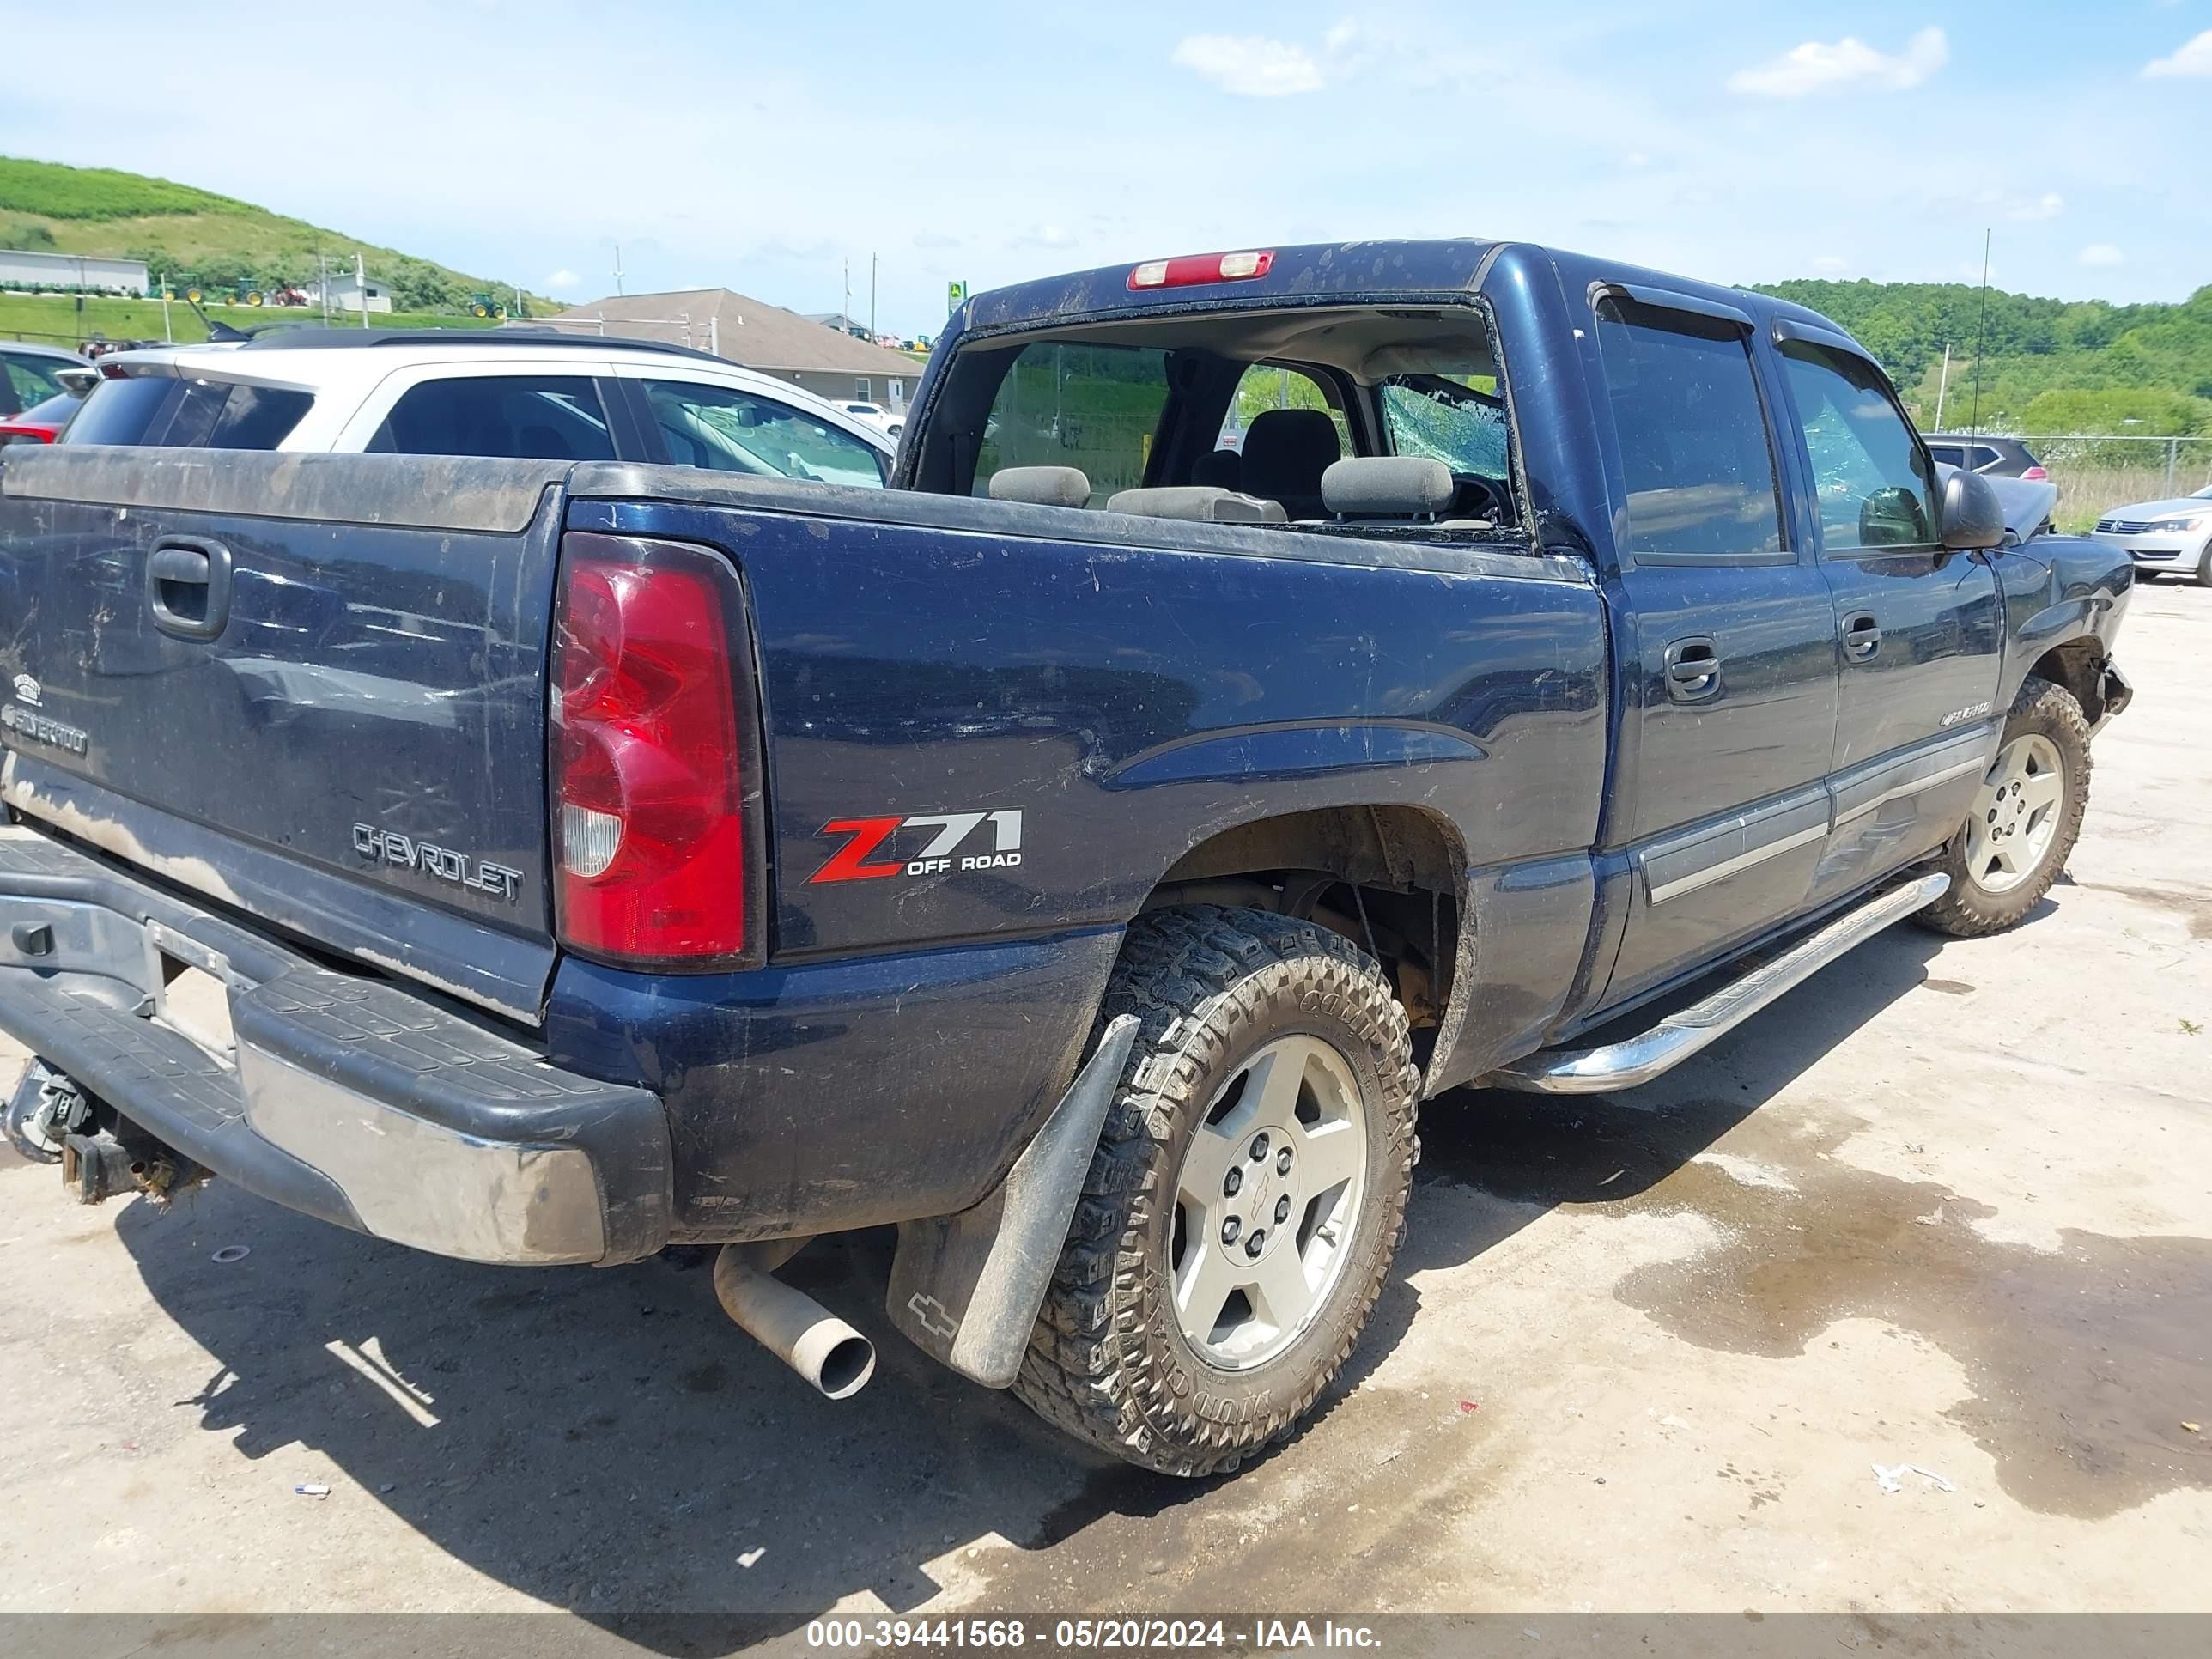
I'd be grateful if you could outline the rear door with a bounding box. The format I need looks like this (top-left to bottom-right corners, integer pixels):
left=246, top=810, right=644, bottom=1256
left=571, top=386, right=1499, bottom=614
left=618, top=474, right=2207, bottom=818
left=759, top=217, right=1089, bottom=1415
left=0, top=448, right=568, bottom=1023
left=1588, top=287, right=1840, bottom=1006
left=1770, top=329, right=2002, bottom=902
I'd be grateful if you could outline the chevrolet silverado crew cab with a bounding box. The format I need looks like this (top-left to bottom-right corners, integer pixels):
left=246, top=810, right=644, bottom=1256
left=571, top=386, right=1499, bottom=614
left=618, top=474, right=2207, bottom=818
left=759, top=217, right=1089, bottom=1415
left=0, top=240, right=2133, bottom=1476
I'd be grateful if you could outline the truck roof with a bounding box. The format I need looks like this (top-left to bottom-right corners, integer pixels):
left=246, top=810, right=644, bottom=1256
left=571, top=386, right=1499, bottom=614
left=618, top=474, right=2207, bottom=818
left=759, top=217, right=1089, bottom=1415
left=952, top=239, right=1857, bottom=356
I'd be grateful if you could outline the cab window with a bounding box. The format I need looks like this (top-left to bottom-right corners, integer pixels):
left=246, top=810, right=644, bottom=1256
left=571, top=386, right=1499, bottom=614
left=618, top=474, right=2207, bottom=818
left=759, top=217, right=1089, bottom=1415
left=975, top=343, right=1170, bottom=505
left=1594, top=296, right=1784, bottom=561
left=1778, top=343, right=1936, bottom=551
left=1219, top=363, right=1350, bottom=457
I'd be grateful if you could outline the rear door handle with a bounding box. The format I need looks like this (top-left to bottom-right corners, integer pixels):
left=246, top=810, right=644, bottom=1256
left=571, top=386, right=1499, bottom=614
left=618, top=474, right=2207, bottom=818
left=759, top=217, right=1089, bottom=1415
left=1662, top=635, right=1722, bottom=703
left=1842, top=614, right=1882, bottom=661
left=146, top=537, right=234, bottom=641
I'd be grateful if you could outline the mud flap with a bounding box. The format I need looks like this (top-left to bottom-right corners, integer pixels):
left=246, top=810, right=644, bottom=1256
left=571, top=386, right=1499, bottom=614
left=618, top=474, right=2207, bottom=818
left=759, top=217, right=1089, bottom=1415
left=887, top=1015, right=1139, bottom=1388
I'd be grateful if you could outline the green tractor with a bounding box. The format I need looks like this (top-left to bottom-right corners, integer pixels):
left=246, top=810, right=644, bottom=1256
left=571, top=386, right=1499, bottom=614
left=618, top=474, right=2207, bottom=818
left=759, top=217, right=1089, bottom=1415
left=467, top=293, right=513, bottom=320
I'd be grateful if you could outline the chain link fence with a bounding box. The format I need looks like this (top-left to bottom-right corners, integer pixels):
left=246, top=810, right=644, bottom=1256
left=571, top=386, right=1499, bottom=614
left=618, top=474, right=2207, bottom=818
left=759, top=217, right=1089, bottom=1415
left=2011, top=434, right=2212, bottom=532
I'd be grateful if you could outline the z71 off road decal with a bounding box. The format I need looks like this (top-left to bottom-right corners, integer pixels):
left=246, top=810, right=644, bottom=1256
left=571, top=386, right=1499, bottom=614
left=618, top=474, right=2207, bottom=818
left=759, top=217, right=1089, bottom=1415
left=809, top=811, right=1024, bottom=884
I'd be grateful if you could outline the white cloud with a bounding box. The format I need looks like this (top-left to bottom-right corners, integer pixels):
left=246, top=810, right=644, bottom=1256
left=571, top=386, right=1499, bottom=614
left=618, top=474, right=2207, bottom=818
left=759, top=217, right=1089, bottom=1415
left=1170, top=33, right=1325, bottom=97
left=1729, top=27, right=1948, bottom=97
left=2078, top=243, right=2124, bottom=268
left=2010, top=191, right=2063, bottom=222
left=543, top=268, right=580, bottom=289
left=1811, top=254, right=1849, bottom=273
left=2142, top=29, right=2212, bottom=77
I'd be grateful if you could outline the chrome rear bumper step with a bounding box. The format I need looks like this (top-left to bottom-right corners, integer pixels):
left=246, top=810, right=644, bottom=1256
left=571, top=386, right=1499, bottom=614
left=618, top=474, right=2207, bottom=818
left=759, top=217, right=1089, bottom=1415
left=1488, top=872, right=1951, bottom=1095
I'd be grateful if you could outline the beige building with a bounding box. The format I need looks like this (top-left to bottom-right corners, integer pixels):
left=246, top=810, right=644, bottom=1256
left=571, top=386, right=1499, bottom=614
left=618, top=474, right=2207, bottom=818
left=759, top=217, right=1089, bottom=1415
left=556, top=289, right=925, bottom=408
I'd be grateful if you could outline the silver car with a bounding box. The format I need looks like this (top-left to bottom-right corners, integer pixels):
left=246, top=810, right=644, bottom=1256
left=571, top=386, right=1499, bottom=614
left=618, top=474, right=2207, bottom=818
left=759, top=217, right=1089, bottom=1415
left=2094, top=487, right=2212, bottom=586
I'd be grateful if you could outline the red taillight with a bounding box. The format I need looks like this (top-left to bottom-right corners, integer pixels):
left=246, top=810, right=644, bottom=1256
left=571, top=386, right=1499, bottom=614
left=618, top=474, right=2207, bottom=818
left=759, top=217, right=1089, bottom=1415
left=1128, top=249, right=1275, bottom=290
left=551, top=534, right=751, bottom=968
left=2022, top=465, right=2049, bottom=481
left=0, top=424, right=58, bottom=446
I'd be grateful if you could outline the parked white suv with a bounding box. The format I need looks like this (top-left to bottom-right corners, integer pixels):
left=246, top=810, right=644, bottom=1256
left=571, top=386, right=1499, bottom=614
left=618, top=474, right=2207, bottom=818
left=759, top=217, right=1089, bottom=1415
left=58, top=328, right=893, bottom=488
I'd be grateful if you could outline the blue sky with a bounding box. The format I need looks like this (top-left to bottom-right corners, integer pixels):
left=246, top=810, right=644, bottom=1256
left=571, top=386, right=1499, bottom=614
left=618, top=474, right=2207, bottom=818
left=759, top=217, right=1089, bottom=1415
left=4, top=2, right=2208, bottom=333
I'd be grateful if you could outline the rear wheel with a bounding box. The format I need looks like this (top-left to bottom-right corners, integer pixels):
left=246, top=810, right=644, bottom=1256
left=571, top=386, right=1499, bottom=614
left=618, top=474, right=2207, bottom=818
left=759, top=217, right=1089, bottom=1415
left=1917, top=676, right=2090, bottom=938
left=1014, top=907, right=1418, bottom=1476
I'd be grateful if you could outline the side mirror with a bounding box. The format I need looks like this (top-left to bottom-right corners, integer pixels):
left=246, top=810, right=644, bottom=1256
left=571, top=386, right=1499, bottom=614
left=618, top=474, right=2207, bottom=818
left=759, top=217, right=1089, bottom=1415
left=1939, top=466, right=2006, bottom=550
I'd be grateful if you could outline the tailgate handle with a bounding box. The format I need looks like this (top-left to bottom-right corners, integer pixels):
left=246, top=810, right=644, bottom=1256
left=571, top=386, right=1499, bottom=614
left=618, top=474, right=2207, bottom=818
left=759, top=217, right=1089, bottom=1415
left=147, top=538, right=234, bottom=641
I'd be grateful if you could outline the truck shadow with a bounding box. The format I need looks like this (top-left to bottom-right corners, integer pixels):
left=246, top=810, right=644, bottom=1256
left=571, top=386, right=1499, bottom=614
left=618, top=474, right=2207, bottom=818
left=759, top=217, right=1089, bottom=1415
left=108, top=914, right=1972, bottom=1647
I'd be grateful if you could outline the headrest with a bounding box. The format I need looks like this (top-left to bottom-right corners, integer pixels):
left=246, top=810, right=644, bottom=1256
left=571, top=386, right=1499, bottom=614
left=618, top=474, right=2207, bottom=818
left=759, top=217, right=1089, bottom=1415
left=1192, top=448, right=1243, bottom=489
left=987, top=465, right=1091, bottom=508
left=1240, top=409, right=1342, bottom=486
left=1103, top=486, right=1288, bottom=525
left=1321, top=456, right=1455, bottom=518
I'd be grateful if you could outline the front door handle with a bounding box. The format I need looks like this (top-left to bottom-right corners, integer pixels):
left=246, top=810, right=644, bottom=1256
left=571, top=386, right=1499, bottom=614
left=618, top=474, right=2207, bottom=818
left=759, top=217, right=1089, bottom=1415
left=146, top=537, right=234, bottom=641
left=1842, top=614, right=1882, bottom=661
left=1662, top=635, right=1722, bottom=703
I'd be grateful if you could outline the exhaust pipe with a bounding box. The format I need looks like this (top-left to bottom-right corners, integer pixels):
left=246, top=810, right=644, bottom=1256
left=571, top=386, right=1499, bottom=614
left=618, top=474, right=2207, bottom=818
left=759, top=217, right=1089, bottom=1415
left=712, top=1241, right=877, bottom=1401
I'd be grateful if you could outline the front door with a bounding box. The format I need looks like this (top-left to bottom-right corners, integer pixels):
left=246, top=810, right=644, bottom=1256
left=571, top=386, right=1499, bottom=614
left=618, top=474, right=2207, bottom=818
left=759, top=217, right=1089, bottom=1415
left=1772, top=331, right=2003, bottom=905
left=1590, top=289, right=1841, bottom=1006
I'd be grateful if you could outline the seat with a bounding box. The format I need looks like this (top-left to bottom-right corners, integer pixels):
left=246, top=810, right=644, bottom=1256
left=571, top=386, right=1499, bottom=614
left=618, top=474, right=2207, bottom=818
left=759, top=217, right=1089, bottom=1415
left=1192, top=448, right=1244, bottom=490
left=986, top=465, right=1091, bottom=508
left=1238, top=409, right=1341, bottom=520
left=1103, top=486, right=1286, bottom=525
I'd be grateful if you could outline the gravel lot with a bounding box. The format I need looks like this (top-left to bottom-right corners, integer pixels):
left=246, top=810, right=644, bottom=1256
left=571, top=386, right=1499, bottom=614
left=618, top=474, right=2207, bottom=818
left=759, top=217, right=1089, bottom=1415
left=1, top=580, right=2206, bottom=1645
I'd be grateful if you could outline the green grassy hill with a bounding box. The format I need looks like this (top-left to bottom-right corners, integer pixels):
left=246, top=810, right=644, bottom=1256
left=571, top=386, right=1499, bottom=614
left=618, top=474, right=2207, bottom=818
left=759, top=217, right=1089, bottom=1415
left=1753, top=276, right=2212, bottom=438
left=0, top=156, right=543, bottom=319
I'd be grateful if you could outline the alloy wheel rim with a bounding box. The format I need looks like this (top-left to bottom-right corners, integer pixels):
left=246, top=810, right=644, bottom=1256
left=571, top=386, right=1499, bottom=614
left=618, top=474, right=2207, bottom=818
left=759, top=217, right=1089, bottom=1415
left=1168, top=1033, right=1369, bottom=1371
left=1964, top=733, right=2064, bottom=895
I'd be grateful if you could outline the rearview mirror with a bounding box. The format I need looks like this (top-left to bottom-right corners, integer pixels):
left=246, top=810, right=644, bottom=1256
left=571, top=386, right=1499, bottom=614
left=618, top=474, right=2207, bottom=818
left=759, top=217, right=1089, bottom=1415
left=1939, top=466, right=2006, bottom=550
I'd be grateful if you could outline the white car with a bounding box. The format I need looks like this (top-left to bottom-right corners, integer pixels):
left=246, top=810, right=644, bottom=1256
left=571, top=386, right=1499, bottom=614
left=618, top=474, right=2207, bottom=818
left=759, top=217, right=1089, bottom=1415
left=58, top=328, right=894, bottom=488
left=2093, top=487, right=2212, bottom=586
left=835, top=398, right=908, bottom=440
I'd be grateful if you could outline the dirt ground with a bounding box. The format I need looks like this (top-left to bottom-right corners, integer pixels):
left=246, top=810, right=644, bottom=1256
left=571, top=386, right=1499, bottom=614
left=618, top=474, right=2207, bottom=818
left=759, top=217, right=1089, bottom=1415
left=0, top=581, right=2206, bottom=1647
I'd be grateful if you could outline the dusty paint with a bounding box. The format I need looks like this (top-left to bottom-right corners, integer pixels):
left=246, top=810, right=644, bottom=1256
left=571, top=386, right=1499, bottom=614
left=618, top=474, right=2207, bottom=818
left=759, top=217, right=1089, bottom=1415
left=3, top=759, right=245, bottom=908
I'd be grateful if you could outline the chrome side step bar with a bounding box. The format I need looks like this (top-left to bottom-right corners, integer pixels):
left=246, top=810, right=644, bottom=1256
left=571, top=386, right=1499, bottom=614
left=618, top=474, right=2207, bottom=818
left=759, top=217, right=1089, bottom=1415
left=1488, top=872, right=1950, bottom=1095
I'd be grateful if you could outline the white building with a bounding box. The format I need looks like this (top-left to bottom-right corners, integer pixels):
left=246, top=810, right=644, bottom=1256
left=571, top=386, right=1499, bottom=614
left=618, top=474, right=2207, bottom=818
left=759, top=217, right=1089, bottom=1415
left=304, top=270, right=393, bottom=314
left=0, top=249, right=149, bottom=295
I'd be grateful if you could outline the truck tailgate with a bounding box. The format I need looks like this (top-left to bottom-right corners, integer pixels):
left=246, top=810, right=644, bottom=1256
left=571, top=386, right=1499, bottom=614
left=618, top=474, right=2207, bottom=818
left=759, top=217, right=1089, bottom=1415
left=0, top=448, right=571, bottom=1023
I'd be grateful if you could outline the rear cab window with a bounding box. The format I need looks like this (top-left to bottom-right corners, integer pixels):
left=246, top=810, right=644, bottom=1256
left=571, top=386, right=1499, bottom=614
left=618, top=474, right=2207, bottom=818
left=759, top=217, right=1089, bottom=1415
left=63, top=374, right=315, bottom=450
left=929, top=304, right=1528, bottom=541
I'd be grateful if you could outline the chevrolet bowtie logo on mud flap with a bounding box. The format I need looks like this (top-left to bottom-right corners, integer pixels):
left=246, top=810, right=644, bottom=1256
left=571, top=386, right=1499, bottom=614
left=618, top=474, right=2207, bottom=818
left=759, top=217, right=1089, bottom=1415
left=808, top=810, right=1024, bottom=884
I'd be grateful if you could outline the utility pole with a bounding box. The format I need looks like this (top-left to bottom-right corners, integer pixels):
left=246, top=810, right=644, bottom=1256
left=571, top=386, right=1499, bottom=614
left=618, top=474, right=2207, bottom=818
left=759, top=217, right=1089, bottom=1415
left=869, top=253, right=878, bottom=343
left=1967, top=228, right=1990, bottom=435
left=843, top=258, right=852, bottom=331
left=160, top=273, right=173, bottom=343
left=356, top=252, right=369, bottom=329
left=1933, top=343, right=1951, bottom=432
left=614, top=244, right=624, bottom=296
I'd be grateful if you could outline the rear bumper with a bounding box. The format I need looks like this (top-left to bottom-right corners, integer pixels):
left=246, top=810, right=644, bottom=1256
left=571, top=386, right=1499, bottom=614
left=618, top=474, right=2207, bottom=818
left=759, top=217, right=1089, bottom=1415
left=0, top=824, right=671, bottom=1266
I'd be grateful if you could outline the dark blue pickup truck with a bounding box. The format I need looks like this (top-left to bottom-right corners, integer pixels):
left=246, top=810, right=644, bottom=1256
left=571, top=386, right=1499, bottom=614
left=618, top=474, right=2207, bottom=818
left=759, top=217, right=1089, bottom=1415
left=0, top=240, right=2133, bottom=1475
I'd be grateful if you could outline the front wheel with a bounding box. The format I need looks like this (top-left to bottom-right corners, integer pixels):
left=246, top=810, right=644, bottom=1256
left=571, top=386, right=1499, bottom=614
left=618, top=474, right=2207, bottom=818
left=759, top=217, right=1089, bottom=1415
left=1013, top=906, right=1418, bottom=1476
left=2196, top=545, right=2212, bottom=588
left=1917, top=675, right=2090, bottom=938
